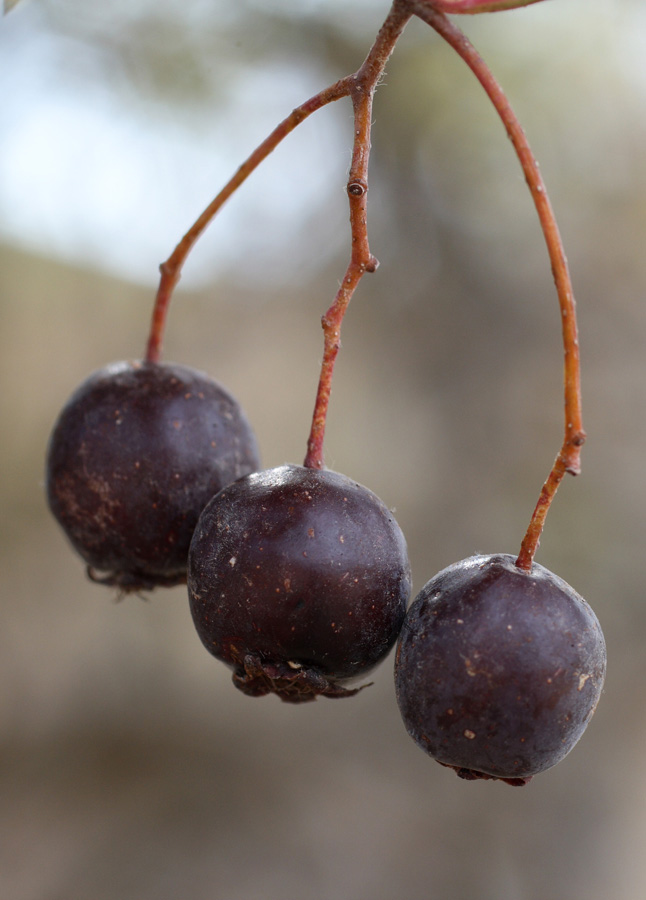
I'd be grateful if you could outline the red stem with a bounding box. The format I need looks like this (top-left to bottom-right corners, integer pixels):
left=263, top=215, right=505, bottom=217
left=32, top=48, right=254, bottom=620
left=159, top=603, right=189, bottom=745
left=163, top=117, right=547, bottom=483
left=145, top=0, right=412, bottom=473
left=304, top=1, right=412, bottom=468
left=413, top=5, right=585, bottom=570
left=143, top=0, right=580, bottom=567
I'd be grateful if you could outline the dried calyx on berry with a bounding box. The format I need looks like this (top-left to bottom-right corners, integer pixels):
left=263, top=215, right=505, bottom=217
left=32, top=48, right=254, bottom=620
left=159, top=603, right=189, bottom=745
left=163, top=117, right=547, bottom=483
left=188, top=464, right=411, bottom=702
left=46, top=360, right=260, bottom=593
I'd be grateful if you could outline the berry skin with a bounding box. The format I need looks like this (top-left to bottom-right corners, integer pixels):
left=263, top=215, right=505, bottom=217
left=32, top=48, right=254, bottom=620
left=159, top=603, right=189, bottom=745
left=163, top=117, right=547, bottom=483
left=46, top=360, right=260, bottom=592
left=187, top=464, right=411, bottom=702
left=394, top=554, right=606, bottom=785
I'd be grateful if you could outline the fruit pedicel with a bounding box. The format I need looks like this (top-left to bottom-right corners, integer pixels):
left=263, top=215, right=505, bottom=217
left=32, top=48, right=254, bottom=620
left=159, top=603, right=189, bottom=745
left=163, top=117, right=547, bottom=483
left=46, top=0, right=606, bottom=782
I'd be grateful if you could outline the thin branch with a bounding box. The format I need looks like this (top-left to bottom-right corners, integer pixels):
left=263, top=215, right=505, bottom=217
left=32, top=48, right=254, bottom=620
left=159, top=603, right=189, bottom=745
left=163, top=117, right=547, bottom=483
left=146, top=1, right=412, bottom=472
left=145, top=0, right=579, bottom=553
left=413, top=5, right=584, bottom=570
left=305, top=0, right=413, bottom=467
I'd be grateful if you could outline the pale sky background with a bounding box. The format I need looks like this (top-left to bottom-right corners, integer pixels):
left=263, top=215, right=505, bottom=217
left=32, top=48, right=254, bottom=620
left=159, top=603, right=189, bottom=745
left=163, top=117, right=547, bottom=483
left=2, top=0, right=644, bottom=289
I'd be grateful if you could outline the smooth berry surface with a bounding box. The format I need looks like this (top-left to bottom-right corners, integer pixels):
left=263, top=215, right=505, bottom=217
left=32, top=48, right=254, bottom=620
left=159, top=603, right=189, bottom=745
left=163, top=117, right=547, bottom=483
left=394, top=553, right=606, bottom=784
left=188, top=464, right=411, bottom=702
left=46, top=360, right=260, bottom=591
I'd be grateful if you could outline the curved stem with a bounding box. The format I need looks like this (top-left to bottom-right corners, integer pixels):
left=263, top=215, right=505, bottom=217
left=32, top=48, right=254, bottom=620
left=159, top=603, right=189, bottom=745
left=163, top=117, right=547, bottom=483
left=144, top=0, right=411, bottom=472
left=303, top=88, right=377, bottom=469
left=413, top=6, right=585, bottom=570
left=144, top=78, right=352, bottom=363
left=304, top=0, right=412, bottom=468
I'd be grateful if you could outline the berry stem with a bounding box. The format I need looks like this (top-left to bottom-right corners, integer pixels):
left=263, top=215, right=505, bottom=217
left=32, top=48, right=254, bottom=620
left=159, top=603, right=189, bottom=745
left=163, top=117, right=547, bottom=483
left=515, top=454, right=570, bottom=570
left=413, top=6, right=585, bottom=570
left=144, top=79, right=354, bottom=364
left=304, top=1, right=412, bottom=468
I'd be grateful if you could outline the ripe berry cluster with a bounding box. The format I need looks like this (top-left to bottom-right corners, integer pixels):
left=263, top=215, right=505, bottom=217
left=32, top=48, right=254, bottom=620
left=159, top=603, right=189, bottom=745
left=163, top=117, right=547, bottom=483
left=45, top=0, right=606, bottom=785
left=45, top=366, right=606, bottom=782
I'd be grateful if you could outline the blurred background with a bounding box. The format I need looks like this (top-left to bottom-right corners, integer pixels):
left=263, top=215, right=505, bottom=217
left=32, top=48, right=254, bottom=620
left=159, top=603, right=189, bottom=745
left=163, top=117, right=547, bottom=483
left=1, top=0, right=645, bottom=897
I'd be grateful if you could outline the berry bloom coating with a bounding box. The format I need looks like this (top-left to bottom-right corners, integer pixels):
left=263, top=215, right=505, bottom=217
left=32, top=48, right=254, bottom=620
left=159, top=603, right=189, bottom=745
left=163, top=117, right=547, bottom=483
left=46, top=360, right=260, bottom=592
left=394, top=554, right=606, bottom=785
left=188, top=464, right=411, bottom=702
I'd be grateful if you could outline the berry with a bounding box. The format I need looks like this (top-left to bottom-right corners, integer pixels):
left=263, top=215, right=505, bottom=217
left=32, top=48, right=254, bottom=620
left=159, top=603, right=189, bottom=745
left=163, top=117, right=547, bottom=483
left=187, top=464, right=411, bottom=702
left=394, top=554, right=606, bottom=785
left=46, top=360, right=260, bottom=592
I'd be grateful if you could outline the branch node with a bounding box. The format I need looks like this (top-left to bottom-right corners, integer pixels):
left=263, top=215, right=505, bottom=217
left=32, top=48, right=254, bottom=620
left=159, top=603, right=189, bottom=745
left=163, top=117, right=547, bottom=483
left=347, top=180, right=367, bottom=197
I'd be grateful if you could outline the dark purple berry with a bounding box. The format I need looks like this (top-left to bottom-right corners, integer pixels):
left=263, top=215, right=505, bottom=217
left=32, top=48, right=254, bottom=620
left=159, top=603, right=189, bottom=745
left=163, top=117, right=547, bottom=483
left=394, top=554, right=606, bottom=785
left=46, top=360, right=260, bottom=592
left=187, top=464, right=411, bottom=702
